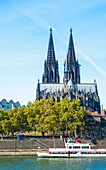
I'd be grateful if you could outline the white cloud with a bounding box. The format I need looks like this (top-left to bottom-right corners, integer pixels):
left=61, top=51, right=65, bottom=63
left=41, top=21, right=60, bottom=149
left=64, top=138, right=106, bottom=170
left=77, top=49, right=106, bottom=77
left=18, top=8, right=56, bottom=31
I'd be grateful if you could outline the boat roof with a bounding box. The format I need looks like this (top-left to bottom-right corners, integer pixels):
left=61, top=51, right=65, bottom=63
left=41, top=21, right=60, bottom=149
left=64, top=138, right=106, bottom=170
left=68, top=143, right=89, bottom=146
left=66, top=142, right=90, bottom=146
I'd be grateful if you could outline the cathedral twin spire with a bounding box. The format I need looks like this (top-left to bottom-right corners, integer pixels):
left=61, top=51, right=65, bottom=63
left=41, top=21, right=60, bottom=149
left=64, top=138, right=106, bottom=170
left=47, top=28, right=56, bottom=64
left=64, top=28, right=80, bottom=84
left=42, top=28, right=80, bottom=85
left=42, top=28, right=60, bottom=84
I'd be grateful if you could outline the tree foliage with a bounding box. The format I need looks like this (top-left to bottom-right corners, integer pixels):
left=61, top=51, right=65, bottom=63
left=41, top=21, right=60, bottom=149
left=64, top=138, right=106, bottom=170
left=0, top=98, right=87, bottom=137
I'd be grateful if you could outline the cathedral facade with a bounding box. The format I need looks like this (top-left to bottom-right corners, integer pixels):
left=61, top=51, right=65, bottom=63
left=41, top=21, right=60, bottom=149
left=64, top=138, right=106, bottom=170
left=36, top=28, right=100, bottom=113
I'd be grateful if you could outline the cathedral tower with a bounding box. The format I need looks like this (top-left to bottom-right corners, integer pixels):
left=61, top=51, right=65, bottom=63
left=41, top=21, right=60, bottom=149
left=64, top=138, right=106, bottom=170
left=64, top=29, right=80, bottom=84
left=42, top=28, right=60, bottom=84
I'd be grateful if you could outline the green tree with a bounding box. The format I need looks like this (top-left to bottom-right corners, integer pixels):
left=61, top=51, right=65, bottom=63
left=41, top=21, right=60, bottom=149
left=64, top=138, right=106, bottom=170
left=26, top=102, right=37, bottom=132
left=36, top=98, right=55, bottom=136
left=0, top=110, right=10, bottom=139
left=59, top=98, right=72, bottom=136
left=43, top=105, right=59, bottom=137
left=68, top=99, right=87, bottom=137
left=12, top=106, right=28, bottom=133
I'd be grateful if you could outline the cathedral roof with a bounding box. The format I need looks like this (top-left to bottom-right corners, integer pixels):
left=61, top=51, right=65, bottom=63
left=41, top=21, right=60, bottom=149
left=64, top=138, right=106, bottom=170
left=77, top=83, right=96, bottom=93
left=40, top=82, right=96, bottom=93
left=40, top=83, right=64, bottom=93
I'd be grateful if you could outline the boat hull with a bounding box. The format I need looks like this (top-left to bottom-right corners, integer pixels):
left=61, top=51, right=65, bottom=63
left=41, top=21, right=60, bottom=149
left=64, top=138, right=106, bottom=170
left=37, top=152, right=106, bottom=158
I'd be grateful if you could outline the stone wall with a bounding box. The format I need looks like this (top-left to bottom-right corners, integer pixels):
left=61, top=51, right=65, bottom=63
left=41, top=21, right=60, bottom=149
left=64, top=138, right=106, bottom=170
left=0, top=139, right=65, bottom=150
left=83, top=115, right=106, bottom=140
left=0, top=138, right=106, bottom=150
left=101, top=116, right=106, bottom=138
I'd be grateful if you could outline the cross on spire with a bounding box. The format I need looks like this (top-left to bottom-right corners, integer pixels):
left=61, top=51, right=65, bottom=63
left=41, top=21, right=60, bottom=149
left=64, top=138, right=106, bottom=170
left=50, top=28, right=52, bottom=34
left=70, top=28, right=72, bottom=34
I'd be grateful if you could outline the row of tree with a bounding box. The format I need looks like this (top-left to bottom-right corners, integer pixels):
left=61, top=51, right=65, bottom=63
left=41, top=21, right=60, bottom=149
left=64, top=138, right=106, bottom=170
left=0, top=98, right=87, bottom=138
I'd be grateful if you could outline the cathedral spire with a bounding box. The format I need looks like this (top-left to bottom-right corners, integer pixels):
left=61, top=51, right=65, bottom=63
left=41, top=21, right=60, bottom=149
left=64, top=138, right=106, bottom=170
left=63, top=28, right=80, bottom=84
left=47, top=28, right=55, bottom=63
left=42, top=28, right=60, bottom=84
left=68, top=28, right=76, bottom=65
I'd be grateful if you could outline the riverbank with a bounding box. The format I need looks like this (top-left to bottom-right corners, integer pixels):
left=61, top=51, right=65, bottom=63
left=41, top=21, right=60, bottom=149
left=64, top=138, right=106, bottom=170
left=0, top=138, right=106, bottom=156
left=0, top=149, right=48, bottom=156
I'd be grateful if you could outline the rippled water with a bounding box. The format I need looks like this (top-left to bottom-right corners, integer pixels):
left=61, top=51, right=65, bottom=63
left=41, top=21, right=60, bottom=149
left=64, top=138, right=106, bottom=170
left=0, top=156, right=106, bottom=170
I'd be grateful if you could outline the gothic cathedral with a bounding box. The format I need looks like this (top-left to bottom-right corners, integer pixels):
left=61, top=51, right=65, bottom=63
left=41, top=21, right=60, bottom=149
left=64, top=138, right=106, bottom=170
left=36, top=28, right=100, bottom=113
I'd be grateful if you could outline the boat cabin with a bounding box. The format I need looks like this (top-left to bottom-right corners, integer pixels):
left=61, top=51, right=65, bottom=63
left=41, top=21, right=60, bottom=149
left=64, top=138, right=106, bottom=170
left=65, top=141, right=91, bottom=150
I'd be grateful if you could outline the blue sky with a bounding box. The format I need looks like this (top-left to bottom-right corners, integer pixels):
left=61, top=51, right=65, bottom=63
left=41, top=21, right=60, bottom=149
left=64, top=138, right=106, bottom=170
left=0, top=0, right=106, bottom=109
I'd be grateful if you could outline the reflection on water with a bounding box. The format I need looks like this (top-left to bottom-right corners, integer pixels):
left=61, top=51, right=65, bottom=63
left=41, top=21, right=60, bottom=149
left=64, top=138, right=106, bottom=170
left=0, top=157, right=106, bottom=170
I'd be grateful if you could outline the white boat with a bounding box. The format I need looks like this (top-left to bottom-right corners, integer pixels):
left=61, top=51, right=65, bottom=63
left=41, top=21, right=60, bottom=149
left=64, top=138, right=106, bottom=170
left=37, top=139, right=106, bottom=158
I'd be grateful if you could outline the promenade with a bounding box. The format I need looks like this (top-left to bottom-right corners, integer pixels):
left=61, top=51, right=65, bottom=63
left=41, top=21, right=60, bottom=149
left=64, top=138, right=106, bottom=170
left=0, top=138, right=106, bottom=156
left=0, top=149, right=48, bottom=156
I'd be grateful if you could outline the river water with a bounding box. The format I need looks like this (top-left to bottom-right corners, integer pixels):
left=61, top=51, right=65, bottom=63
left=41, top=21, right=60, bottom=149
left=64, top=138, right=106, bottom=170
left=0, top=156, right=106, bottom=170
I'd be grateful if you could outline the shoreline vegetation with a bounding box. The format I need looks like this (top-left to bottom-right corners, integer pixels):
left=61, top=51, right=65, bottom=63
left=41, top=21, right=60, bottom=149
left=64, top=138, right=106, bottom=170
left=0, top=98, right=87, bottom=139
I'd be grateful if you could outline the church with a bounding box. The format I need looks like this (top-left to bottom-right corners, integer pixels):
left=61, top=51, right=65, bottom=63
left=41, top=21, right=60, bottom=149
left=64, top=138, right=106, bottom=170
left=36, top=28, right=100, bottom=113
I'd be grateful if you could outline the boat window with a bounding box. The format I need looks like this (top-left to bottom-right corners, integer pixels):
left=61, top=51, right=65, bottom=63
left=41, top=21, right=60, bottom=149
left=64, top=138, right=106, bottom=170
left=82, top=152, right=89, bottom=154
left=82, top=146, right=89, bottom=149
left=73, top=146, right=80, bottom=149
left=68, top=141, right=74, bottom=143
left=53, top=152, right=58, bottom=154
left=101, top=152, right=106, bottom=154
left=69, top=146, right=72, bottom=149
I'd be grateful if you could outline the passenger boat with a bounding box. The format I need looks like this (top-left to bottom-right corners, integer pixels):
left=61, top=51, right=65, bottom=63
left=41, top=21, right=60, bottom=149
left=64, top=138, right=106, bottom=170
left=37, top=139, right=106, bottom=158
